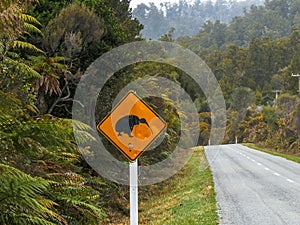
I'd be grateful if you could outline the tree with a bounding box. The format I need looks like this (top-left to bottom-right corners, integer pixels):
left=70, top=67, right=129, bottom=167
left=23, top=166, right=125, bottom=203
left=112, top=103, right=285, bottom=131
left=30, top=55, right=71, bottom=115
left=132, top=0, right=264, bottom=39
left=82, top=0, right=143, bottom=48
left=42, top=2, right=105, bottom=69
left=159, top=27, right=176, bottom=42
left=31, top=0, right=143, bottom=117
left=228, top=87, right=255, bottom=141
left=134, top=2, right=168, bottom=39
left=262, top=105, right=278, bottom=134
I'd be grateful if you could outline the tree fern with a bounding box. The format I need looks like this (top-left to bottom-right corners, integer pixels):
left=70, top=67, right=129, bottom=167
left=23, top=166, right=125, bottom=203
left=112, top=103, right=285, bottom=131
left=0, top=0, right=44, bottom=112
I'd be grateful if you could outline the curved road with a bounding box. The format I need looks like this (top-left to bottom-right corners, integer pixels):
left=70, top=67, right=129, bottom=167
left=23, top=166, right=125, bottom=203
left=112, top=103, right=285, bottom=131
left=205, top=144, right=300, bottom=225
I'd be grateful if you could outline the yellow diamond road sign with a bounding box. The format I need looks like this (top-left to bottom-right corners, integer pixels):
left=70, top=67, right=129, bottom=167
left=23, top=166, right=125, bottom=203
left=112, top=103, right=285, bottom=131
left=97, top=91, right=166, bottom=161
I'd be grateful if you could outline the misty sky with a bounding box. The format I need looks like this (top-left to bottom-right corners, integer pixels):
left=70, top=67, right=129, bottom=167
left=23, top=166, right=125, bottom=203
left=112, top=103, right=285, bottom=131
left=130, top=0, right=182, bottom=9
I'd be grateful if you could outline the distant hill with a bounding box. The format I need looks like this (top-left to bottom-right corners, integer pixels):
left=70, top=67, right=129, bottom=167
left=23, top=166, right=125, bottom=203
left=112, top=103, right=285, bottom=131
left=132, top=0, right=264, bottom=39
left=176, top=0, right=300, bottom=51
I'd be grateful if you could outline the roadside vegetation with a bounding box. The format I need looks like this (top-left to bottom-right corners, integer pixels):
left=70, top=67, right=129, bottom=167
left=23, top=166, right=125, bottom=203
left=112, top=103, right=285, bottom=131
left=138, top=147, right=218, bottom=225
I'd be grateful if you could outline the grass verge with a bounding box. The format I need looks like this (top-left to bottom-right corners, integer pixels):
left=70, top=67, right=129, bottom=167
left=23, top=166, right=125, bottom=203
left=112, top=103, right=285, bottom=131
left=243, top=143, right=300, bottom=164
left=138, top=146, right=218, bottom=225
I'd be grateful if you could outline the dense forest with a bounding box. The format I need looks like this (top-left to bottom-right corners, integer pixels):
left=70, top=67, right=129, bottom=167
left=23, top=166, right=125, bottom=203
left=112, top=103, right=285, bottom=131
left=0, top=0, right=143, bottom=224
left=1, top=0, right=300, bottom=224
left=174, top=0, right=300, bottom=152
left=132, top=0, right=264, bottom=39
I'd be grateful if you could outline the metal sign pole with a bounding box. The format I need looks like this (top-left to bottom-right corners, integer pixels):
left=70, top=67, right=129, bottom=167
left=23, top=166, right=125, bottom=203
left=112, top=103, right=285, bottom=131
left=130, top=160, right=138, bottom=225
left=96, top=90, right=166, bottom=224
left=291, top=73, right=300, bottom=94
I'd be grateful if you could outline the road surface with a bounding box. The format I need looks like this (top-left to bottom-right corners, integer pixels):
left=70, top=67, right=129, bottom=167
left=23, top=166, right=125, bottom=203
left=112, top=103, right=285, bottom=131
left=205, top=144, right=300, bottom=225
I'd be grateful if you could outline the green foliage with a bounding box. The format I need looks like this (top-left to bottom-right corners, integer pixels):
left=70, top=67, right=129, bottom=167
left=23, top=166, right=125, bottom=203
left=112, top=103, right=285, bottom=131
left=199, top=28, right=300, bottom=107
left=240, top=108, right=269, bottom=143
left=0, top=91, right=106, bottom=224
left=0, top=164, right=59, bottom=225
left=0, top=0, right=44, bottom=113
left=30, top=0, right=71, bottom=26
left=30, top=55, right=72, bottom=115
left=226, top=92, right=300, bottom=153
left=270, top=93, right=300, bottom=151
left=175, top=0, right=300, bottom=52
left=198, top=112, right=211, bottom=145
left=42, top=2, right=105, bottom=68
left=139, top=147, right=218, bottom=224
left=262, top=106, right=278, bottom=130
left=230, top=87, right=255, bottom=112
left=29, top=0, right=143, bottom=117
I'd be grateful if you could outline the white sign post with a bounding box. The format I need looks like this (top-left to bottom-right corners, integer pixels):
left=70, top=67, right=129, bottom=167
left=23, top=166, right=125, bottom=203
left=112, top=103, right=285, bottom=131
left=130, top=160, right=138, bottom=225
left=291, top=73, right=300, bottom=94
left=97, top=91, right=166, bottom=224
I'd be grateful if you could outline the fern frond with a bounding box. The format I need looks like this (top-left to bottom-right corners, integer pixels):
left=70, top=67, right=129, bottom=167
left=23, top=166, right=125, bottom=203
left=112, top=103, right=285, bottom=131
left=36, top=196, right=59, bottom=208
left=71, top=120, right=97, bottom=143
left=0, top=164, right=63, bottom=225
left=24, top=22, right=43, bottom=35
left=71, top=119, right=94, bottom=131
left=74, top=130, right=97, bottom=144
left=56, top=186, right=105, bottom=222
left=13, top=40, right=44, bottom=53
left=1, top=212, right=56, bottom=225
left=73, top=201, right=106, bottom=219
left=52, top=56, right=66, bottom=62
left=26, top=103, right=39, bottom=114
left=4, top=57, right=41, bottom=78
left=0, top=91, right=22, bottom=112
left=16, top=214, right=57, bottom=225
left=20, top=13, right=42, bottom=26
left=46, top=172, right=85, bottom=185
left=35, top=197, right=68, bottom=225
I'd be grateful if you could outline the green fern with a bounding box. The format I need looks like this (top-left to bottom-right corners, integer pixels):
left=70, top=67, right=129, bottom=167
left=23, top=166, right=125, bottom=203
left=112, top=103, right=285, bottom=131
left=21, top=13, right=42, bottom=26
left=0, top=164, right=61, bottom=225
left=13, top=40, right=44, bottom=53
left=0, top=91, right=107, bottom=224
left=0, top=0, right=44, bottom=110
left=4, top=57, right=41, bottom=78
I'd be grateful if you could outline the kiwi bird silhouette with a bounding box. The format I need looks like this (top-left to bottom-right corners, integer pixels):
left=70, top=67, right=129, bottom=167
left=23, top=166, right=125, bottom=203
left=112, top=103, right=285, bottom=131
left=115, top=115, right=152, bottom=137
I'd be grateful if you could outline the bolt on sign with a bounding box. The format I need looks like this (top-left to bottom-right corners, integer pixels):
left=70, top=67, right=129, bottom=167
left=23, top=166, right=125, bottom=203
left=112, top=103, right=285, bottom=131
left=97, top=91, right=167, bottom=161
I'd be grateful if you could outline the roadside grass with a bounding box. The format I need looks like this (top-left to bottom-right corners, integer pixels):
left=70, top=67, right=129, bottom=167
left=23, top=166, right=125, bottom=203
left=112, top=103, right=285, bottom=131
left=139, top=146, right=218, bottom=225
left=243, top=143, right=300, bottom=164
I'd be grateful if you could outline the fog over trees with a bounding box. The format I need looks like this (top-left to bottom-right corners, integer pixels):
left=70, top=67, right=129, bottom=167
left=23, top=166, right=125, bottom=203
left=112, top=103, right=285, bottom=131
left=133, top=0, right=264, bottom=39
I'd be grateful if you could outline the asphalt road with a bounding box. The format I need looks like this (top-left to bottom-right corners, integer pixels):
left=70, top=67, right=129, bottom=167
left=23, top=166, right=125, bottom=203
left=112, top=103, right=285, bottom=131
left=205, top=144, right=300, bottom=225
